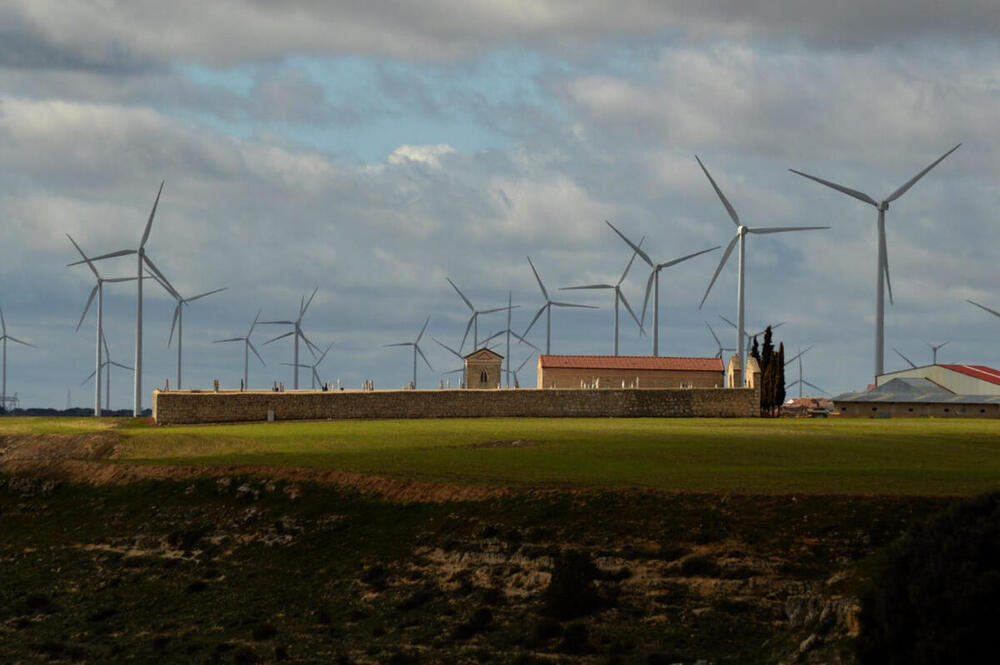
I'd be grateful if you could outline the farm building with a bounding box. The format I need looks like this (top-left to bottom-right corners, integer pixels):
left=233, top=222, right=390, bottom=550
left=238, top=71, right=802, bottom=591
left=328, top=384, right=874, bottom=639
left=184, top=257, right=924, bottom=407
left=536, top=355, right=724, bottom=389
left=835, top=369, right=1000, bottom=419
left=874, top=363, right=1000, bottom=395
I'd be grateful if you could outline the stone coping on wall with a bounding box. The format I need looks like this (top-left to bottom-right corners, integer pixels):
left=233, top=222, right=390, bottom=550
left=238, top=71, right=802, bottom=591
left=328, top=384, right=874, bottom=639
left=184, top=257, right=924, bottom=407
left=153, top=387, right=760, bottom=425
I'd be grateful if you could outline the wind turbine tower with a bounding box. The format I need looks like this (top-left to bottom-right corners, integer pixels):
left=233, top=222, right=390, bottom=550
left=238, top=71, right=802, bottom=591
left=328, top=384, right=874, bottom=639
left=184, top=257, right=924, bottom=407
left=384, top=315, right=433, bottom=389
left=523, top=256, right=597, bottom=355
left=784, top=346, right=826, bottom=399
left=924, top=340, right=949, bottom=365
left=262, top=288, right=320, bottom=390
left=213, top=310, right=265, bottom=389
left=696, top=156, right=827, bottom=386
left=790, top=144, right=960, bottom=379
left=166, top=286, right=227, bottom=389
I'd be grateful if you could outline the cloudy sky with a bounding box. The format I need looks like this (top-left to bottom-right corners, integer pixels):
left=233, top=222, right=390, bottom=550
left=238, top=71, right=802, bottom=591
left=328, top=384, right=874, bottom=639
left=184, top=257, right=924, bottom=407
left=1, top=1, right=998, bottom=408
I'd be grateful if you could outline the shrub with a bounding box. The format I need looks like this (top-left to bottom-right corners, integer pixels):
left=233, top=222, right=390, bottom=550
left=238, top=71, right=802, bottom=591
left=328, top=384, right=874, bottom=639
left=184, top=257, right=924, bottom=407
left=857, top=492, right=1000, bottom=665
left=542, top=550, right=603, bottom=619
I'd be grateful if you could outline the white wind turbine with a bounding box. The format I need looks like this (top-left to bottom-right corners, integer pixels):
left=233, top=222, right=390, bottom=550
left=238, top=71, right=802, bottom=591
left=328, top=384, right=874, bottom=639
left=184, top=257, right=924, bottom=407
left=166, top=286, right=227, bottom=389
left=483, top=292, right=539, bottom=388
left=384, top=315, right=433, bottom=389
left=561, top=238, right=646, bottom=356
left=446, top=278, right=512, bottom=353
left=696, top=156, right=828, bottom=385
left=510, top=353, right=536, bottom=389
left=522, top=256, right=598, bottom=355
left=283, top=341, right=335, bottom=389
left=784, top=345, right=827, bottom=399
left=262, top=288, right=320, bottom=390
left=789, top=144, right=960, bottom=380
left=213, top=310, right=265, bottom=389
left=70, top=181, right=179, bottom=416
left=81, top=332, right=132, bottom=412
left=719, top=315, right=785, bottom=345
left=0, top=305, right=35, bottom=410
left=67, top=234, right=139, bottom=416
left=606, top=221, right=719, bottom=356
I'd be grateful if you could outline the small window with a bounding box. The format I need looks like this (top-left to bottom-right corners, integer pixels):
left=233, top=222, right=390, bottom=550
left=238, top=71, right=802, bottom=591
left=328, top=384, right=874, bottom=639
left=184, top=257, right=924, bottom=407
left=944, top=408, right=950, bottom=413
left=908, top=408, right=913, bottom=412
left=981, top=409, right=986, bottom=414
left=871, top=407, right=877, bottom=412
left=480, top=370, right=488, bottom=384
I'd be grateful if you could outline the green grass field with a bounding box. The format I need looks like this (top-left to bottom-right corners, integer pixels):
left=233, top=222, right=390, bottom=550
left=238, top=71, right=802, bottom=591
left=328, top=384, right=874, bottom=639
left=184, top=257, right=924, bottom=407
left=4, top=416, right=998, bottom=495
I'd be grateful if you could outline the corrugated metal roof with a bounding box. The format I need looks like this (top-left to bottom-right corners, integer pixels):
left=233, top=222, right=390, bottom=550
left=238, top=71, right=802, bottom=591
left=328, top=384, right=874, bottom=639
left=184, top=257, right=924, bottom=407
left=834, top=378, right=1000, bottom=405
left=538, top=355, right=723, bottom=372
left=940, top=364, right=1000, bottom=387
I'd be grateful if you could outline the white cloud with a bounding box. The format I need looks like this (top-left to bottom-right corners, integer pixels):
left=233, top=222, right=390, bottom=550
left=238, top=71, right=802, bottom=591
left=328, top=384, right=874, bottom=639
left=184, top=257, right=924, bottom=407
left=387, top=144, right=456, bottom=168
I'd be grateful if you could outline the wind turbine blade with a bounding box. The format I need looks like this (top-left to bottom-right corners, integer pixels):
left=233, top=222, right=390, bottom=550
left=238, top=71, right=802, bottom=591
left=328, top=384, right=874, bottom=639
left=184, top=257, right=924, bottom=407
left=102, top=331, right=110, bottom=357
left=748, top=226, right=829, bottom=234
left=140, top=181, right=165, bottom=249
left=81, top=370, right=97, bottom=386
left=416, top=345, right=433, bottom=371
left=260, top=320, right=296, bottom=325
left=966, top=300, right=1000, bottom=320
left=699, top=234, right=739, bottom=309
left=6, top=336, right=35, bottom=348
left=142, top=255, right=180, bottom=299
left=640, top=270, right=654, bottom=327
left=784, top=345, right=813, bottom=366
left=312, top=368, right=321, bottom=386
left=619, top=291, right=644, bottom=334
left=301, top=287, right=319, bottom=317
left=264, top=331, right=295, bottom=345
left=109, top=361, right=133, bottom=371
left=76, top=284, right=99, bottom=332
left=298, top=330, right=319, bottom=358
left=167, top=304, right=181, bottom=348
left=213, top=337, right=244, bottom=343
left=316, top=342, right=335, bottom=366
left=68, top=248, right=136, bottom=266
left=695, top=156, right=740, bottom=226
left=658, top=245, right=721, bottom=269
left=0, top=305, right=4, bottom=334
left=433, top=337, right=463, bottom=359
left=705, top=321, right=722, bottom=346
left=606, top=221, right=654, bottom=268
left=104, top=277, right=138, bottom=283
left=801, top=380, right=829, bottom=395
left=526, top=256, right=548, bottom=300
left=522, top=306, right=546, bottom=340
left=459, top=315, right=474, bottom=354
left=186, top=287, right=227, bottom=303
left=561, top=284, right=614, bottom=290
left=416, top=315, right=431, bottom=344
left=446, top=277, right=475, bottom=311
left=893, top=347, right=917, bottom=368
left=66, top=234, right=101, bottom=279
left=880, top=227, right=893, bottom=305
left=719, top=314, right=737, bottom=329
left=618, top=236, right=644, bottom=285
left=384, top=342, right=412, bottom=348
left=885, top=144, right=961, bottom=203
left=248, top=340, right=266, bottom=366
left=479, top=305, right=519, bottom=315
left=550, top=302, right=599, bottom=309
left=788, top=169, right=877, bottom=207
left=248, top=309, right=262, bottom=336
left=937, top=341, right=950, bottom=351
left=508, top=330, right=540, bottom=350
left=516, top=354, right=535, bottom=372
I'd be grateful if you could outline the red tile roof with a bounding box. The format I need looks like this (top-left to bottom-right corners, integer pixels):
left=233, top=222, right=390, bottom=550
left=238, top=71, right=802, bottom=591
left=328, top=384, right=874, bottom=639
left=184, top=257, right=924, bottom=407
left=539, top=355, right=723, bottom=372
left=940, top=364, right=1000, bottom=387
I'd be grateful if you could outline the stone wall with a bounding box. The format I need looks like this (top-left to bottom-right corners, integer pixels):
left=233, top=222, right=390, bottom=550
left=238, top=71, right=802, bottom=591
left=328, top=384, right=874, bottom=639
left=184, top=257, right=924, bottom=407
left=153, top=386, right=760, bottom=425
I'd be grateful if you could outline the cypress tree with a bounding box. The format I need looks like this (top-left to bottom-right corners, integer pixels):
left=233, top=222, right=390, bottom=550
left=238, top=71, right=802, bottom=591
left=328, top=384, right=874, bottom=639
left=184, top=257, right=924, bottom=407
left=750, top=336, right=760, bottom=363
left=776, top=343, right=786, bottom=415
left=761, top=326, right=774, bottom=372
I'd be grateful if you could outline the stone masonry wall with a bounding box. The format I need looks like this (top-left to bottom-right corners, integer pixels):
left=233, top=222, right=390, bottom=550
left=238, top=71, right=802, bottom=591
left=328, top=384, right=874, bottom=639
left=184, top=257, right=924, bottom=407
left=153, top=387, right=759, bottom=425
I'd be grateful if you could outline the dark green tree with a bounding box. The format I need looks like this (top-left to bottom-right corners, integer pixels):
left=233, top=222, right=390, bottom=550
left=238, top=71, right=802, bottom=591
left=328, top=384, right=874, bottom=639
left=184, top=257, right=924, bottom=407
left=749, top=336, right=760, bottom=363
left=760, top=326, right=774, bottom=372
left=776, top=343, right=786, bottom=414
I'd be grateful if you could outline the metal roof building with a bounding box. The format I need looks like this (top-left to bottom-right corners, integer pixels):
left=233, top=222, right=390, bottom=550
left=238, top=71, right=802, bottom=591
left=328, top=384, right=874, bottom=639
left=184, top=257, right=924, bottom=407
left=875, top=363, right=1000, bottom=396
left=834, top=376, right=1000, bottom=418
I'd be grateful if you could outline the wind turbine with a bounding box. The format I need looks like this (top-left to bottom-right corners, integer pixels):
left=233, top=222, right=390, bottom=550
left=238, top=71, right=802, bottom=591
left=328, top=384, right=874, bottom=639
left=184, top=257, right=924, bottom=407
left=923, top=340, right=949, bottom=365
left=81, top=332, right=132, bottom=413
left=66, top=234, right=138, bottom=416
left=385, top=315, right=433, bottom=389
left=446, top=278, right=512, bottom=353
left=705, top=322, right=736, bottom=359
left=283, top=341, right=335, bottom=389
left=561, top=238, right=647, bottom=356
left=484, top=293, right=539, bottom=388
left=0, top=305, right=35, bottom=410
left=165, top=286, right=227, bottom=389
left=213, top=310, right=265, bottom=389
left=606, top=222, right=719, bottom=356
left=789, top=144, right=960, bottom=380
left=893, top=347, right=917, bottom=369
left=784, top=346, right=827, bottom=399
left=522, top=256, right=598, bottom=355
left=262, top=288, right=320, bottom=390
left=696, top=156, right=827, bottom=386
left=69, top=181, right=179, bottom=416
left=510, top=353, right=536, bottom=389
